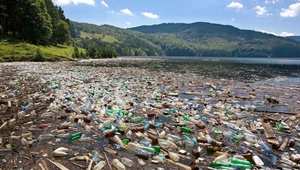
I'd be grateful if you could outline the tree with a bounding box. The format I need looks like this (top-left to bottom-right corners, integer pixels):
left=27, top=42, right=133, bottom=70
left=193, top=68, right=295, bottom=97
left=18, top=0, right=53, bottom=45
left=73, top=47, right=80, bottom=58
left=54, top=20, right=70, bottom=44
left=34, top=48, right=45, bottom=61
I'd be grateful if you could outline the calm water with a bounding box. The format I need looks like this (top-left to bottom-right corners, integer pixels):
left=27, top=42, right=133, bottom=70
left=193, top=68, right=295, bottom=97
left=120, top=56, right=300, bottom=65
left=116, top=57, right=300, bottom=81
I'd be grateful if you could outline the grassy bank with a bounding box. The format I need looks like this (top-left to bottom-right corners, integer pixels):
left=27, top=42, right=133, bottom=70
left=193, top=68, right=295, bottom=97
left=0, top=39, right=86, bottom=62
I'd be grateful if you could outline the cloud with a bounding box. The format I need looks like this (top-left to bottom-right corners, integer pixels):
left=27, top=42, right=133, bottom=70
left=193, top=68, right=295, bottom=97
left=52, top=0, right=95, bottom=6
left=126, top=22, right=131, bottom=25
left=280, top=32, right=294, bottom=37
left=257, top=30, right=294, bottom=37
left=141, top=12, right=160, bottom=19
left=257, top=30, right=277, bottom=35
left=227, top=1, right=243, bottom=9
left=231, top=18, right=236, bottom=21
left=101, top=0, right=108, bottom=8
left=253, top=6, right=271, bottom=17
left=280, top=3, right=300, bottom=17
left=264, top=0, right=280, bottom=4
left=120, top=8, right=133, bottom=16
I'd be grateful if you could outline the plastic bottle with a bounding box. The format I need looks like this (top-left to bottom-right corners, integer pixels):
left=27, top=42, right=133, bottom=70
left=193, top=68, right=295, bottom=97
left=230, top=163, right=252, bottom=169
left=122, top=139, right=129, bottom=145
left=214, top=154, right=228, bottom=162
left=56, top=133, right=70, bottom=139
left=121, top=157, right=133, bottom=167
left=231, top=158, right=252, bottom=166
left=94, top=161, right=106, bottom=170
left=92, top=150, right=100, bottom=164
left=113, top=144, right=123, bottom=150
left=252, top=155, right=264, bottom=167
left=151, top=146, right=160, bottom=153
left=277, top=124, right=285, bottom=132
left=181, top=127, right=194, bottom=134
left=139, top=140, right=151, bottom=147
left=69, top=132, right=82, bottom=141
left=112, top=159, right=126, bottom=170
left=131, top=116, right=143, bottom=123
left=270, top=154, right=277, bottom=167
left=169, top=152, right=179, bottom=162
left=259, top=140, right=272, bottom=153
left=212, top=162, right=231, bottom=168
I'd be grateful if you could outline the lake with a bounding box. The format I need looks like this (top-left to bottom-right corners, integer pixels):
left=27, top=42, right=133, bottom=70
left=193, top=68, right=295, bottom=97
left=82, top=56, right=300, bottom=81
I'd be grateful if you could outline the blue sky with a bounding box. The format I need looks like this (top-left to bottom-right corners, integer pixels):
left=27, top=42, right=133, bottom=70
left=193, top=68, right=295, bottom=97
left=52, top=0, right=300, bottom=36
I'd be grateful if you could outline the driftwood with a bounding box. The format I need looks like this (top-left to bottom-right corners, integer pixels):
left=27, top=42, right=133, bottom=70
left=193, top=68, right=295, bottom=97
left=261, top=120, right=276, bottom=139
left=254, top=108, right=297, bottom=115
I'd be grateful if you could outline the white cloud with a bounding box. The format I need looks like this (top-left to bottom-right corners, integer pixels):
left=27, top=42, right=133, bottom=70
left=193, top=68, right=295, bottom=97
left=280, top=3, right=300, bottom=17
left=253, top=6, right=271, bottom=17
left=257, top=30, right=277, bottom=35
left=264, top=0, right=280, bottom=4
left=101, top=0, right=108, bottom=8
left=227, top=1, right=243, bottom=9
left=141, top=12, right=160, bottom=19
left=126, top=22, right=131, bottom=25
left=280, top=32, right=294, bottom=37
left=231, top=18, right=236, bottom=21
left=120, top=8, right=133, bottom=16
left=256, top=30, right=294, bottom=37
left=52, top=0, right=95, bottom=6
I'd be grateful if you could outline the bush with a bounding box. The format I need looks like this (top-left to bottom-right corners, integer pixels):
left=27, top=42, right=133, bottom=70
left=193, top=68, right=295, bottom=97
left=34, top=48, right=45, bottom=62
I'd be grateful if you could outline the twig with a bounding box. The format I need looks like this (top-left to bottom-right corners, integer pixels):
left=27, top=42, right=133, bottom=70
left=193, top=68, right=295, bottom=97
left=71, top=162, right=85, bottom=169
left=46, top=158, right=69, bottom=170
left=87, top=159, right=93, bottom=170
left=104, top=153, right=113, bottom=170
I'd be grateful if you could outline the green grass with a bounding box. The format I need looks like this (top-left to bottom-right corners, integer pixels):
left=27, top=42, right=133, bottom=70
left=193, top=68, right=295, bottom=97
left=0, top=39, right=86, bottom=62
left=80, top=31, right=119, bottom=43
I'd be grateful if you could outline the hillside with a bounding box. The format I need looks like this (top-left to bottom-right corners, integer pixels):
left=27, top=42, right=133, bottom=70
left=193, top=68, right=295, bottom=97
left=287, top=36, right=300, bottom=42
left=72, top=21, right=300, bottom=57
left=0, top=39, right=86, bottom=62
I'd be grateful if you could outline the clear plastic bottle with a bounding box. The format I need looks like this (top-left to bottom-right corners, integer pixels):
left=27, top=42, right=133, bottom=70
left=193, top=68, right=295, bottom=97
left=112, top=159, right=126, bottom=170
left=121, top=157, right=133, bottom=167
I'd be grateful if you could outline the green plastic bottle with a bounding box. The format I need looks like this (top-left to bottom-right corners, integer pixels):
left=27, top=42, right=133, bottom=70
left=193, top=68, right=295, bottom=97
left=277, top=124, right=285, bottom=131
left=151, top=146, right=161, bottom=153
left=131, top=116, right=143, bottom=123
left=212, top=162, right=231, bottom=168
left=183, top=115, right=190, bottom=121
left=231, top=158, right=252, bottom=166
left=231, top=163, right=252, bottom=169
left=122, top=139, right=129, bottom=145
left=69, top=132, right=82, bottom=140
left=181, top=127, right=194, bottom=134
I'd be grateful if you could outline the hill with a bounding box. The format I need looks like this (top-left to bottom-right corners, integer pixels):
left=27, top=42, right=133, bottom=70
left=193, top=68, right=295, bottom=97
left=72, top=21, right=300, bottom=57
left=0, top=39, right=86, bottom=62
left=287, top=36, right=300, bottom=42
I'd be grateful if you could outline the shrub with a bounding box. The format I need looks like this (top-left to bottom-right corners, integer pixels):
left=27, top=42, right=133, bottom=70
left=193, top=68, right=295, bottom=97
left=34, top=48, right=45, bottom=62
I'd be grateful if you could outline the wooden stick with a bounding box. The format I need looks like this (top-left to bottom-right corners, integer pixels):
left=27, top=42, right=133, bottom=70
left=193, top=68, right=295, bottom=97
left=46, top=158, right=69, bottom=170
left=104, top=153, right=113, bottom=170
left=166, top=159, right=191, bottom=170
left=87, top=159, right=93, bottom=170
left=71, top=162, right=85, bottom=169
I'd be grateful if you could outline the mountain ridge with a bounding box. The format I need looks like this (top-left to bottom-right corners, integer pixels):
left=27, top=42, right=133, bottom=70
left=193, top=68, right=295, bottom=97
left=72, top=21, right=300, bottom=58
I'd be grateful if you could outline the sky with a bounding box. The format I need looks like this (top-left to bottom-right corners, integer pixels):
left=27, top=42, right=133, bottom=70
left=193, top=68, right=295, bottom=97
left=51, top=0, right=300, bottom=36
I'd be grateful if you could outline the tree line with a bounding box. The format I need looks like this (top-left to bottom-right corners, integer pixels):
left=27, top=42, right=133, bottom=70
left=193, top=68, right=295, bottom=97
left=0, top=0, right=70, bottom=45
left=0, top=0, right=117, bottom=58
